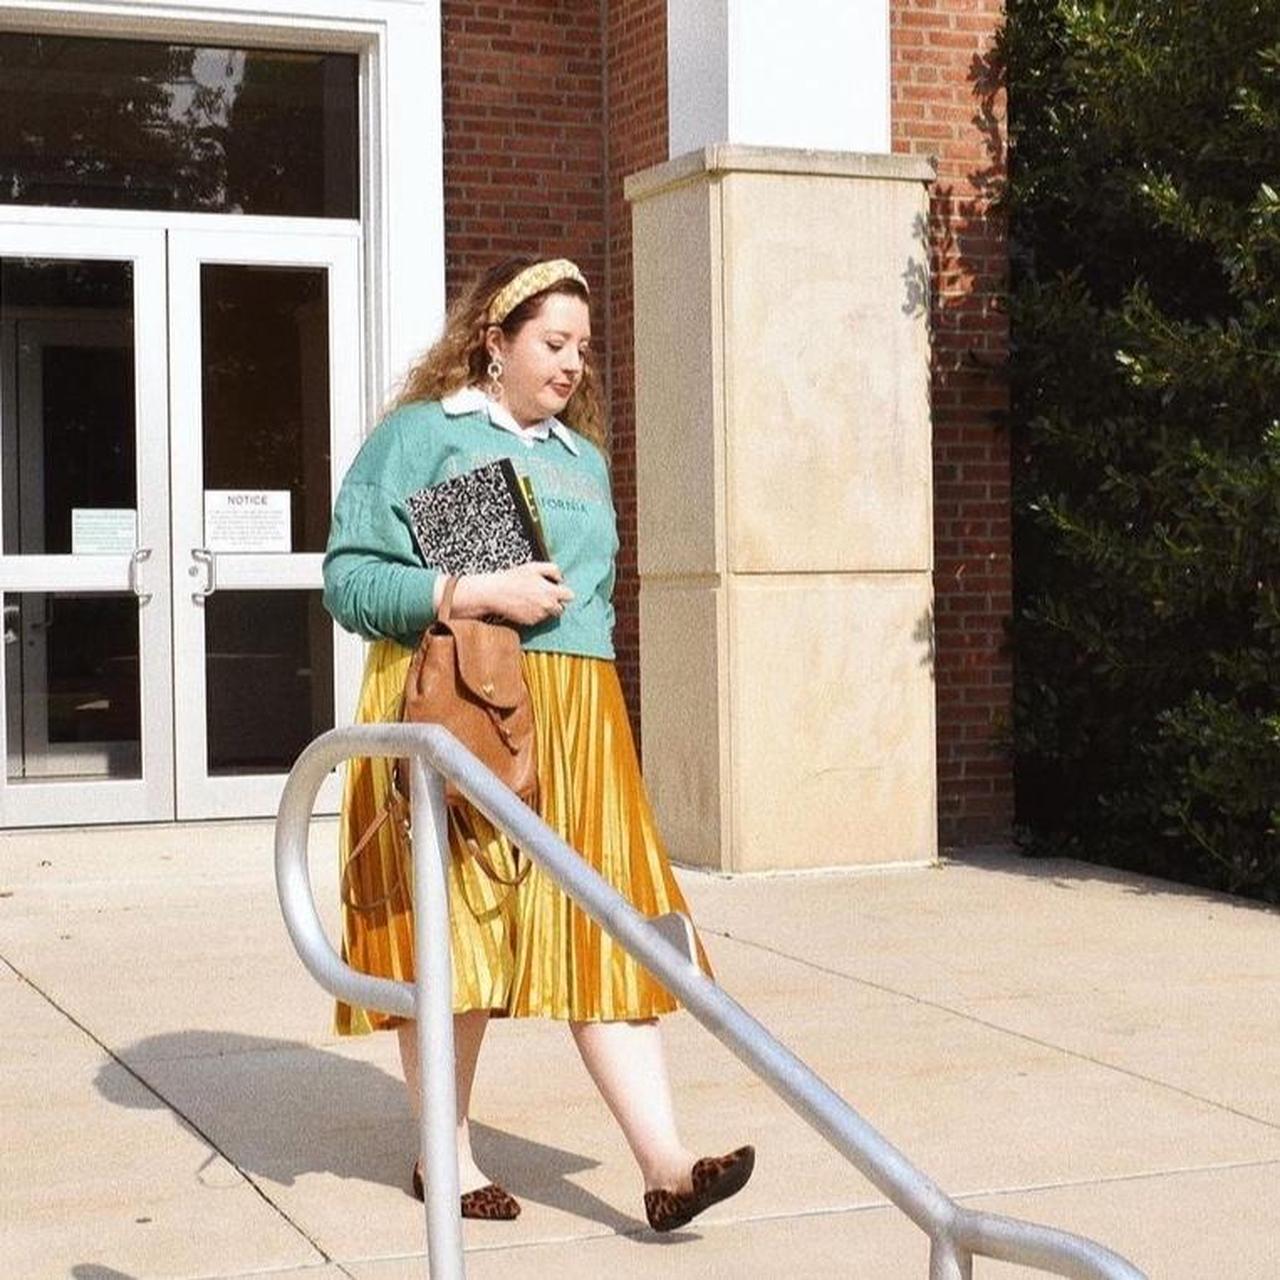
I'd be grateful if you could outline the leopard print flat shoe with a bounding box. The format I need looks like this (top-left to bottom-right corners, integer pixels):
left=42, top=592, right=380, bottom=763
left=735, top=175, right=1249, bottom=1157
left=460, top=1183, right=522, bottom=1220
left=643, top=1144, right=756, bottom=1233
left=411, top=1162, right=522, bottom=1220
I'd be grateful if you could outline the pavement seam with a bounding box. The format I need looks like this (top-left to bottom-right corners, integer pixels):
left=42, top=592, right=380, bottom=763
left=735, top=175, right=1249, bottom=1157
left=699, top=925, right=1280, bottom=1135
left=332, top=1155, right=1280, bottom=1265
left=176, top=1265, right=349, bottom=1280
left=0, top=951, right=350, bottom=1278
left=948, top=1153, right=1280, bottom=1202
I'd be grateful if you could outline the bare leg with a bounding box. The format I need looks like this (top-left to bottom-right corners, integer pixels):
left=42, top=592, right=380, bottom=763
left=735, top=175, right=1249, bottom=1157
left=398, top=1011, right=493, bottom=1193
left=570, top=1017, right=697, bottom=1192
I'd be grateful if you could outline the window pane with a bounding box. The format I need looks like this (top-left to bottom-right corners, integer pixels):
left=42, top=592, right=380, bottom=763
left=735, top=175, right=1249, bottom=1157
left=4, top=593, right=141, bottom=781
left=204, top=591, right=333, bottom=775
left=1, top=258, right=136, bottom=555
left=201, top=265, right=331, bottom=553
left=0, top=34, right=358, bottom=217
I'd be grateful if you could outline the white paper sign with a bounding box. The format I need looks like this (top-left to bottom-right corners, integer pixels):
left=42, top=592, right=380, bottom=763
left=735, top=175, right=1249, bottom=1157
left=72, top=508, right=137, bottom=555
left=204, top=490, right=292, bottom=553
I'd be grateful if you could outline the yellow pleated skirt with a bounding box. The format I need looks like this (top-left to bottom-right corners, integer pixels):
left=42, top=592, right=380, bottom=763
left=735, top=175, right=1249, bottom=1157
left=335, top=639, right=713, bottom=1034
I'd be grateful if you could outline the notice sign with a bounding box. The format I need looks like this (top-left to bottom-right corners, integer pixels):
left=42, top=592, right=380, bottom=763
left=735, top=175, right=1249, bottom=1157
left=72, top=508, right=137, bottom=555
left=204, top=490, right=292, bottom=553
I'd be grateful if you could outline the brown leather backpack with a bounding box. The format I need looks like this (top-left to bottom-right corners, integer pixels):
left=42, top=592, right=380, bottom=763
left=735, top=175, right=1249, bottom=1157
left=400, top=575, right=538, bottom=809
left=341, top=575, right=535, bottom=913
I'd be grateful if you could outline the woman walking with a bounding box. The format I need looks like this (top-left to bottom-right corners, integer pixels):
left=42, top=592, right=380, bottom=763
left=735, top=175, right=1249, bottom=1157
left=322, top=255, right=754, bottom=1231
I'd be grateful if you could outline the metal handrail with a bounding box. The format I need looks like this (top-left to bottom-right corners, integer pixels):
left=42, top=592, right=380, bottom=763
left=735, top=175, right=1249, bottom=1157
left=275, top=724, right=1147, bottom=1280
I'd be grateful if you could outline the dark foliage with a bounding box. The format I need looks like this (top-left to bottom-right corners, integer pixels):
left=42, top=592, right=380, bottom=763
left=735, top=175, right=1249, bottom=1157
left=1001, top=1, right=1280, bottom=899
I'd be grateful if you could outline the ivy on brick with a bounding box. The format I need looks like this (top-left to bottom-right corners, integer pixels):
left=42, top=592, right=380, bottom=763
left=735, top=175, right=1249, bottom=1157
left=1000, top=0, right=1280, bottom=899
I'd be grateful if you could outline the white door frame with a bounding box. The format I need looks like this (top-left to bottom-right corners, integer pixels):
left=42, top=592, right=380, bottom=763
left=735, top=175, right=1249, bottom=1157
left=0, top=215, right=367, bottom=825
left=0, top=222, right=174, bottom=826
left=0, top=1, right=448, bottom=823
left=168, top=224, right=364, bottom=819
left=0, top=0, right=447, bottom=423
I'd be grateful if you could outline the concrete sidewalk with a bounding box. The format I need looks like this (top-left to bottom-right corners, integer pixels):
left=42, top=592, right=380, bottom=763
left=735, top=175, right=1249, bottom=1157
left=2, top=823, right=1278, bottom=1279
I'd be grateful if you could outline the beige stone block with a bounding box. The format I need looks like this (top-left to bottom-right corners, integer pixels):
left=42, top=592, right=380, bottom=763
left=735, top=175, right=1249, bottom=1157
left=632, top=177, right=723, bottom=579
left=624, top=144, right=937, bottom=203
left=638, top=580, right=727, bottom=869
left=721, top=170, right=932, bottom=574
left=629, top=148, right=936, bottom=872
left=728, top=574, right=936, bottom=870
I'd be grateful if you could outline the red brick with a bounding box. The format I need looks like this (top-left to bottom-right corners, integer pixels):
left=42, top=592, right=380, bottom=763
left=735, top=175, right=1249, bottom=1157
left=438, top=0, right=1011, bottom=849
left=927, top=28, right=985, bottom=48
left=892, top=0, right=1011, bottom=845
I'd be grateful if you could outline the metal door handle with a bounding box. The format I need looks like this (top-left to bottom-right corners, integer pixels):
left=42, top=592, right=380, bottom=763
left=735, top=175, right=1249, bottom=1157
left=190, top=547, right=217, bottom=602
left=129, top=547, right=153, bottom=605
left=29, top=598, right=54, bottom=633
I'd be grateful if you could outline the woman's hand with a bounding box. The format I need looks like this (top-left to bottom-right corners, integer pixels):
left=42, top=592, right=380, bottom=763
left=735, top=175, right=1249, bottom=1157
left=444, top=562, right=574, bottom=626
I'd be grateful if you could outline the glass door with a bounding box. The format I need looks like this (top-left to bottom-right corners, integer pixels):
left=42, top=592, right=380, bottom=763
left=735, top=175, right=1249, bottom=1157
left=168, top=227, right=363, bottom=819
left=0, top=225, right=173, bottom=825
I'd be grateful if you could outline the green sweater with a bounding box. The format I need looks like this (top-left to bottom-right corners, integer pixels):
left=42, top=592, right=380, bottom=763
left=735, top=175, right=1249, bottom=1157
left=322, top=399, right=619, bottom=658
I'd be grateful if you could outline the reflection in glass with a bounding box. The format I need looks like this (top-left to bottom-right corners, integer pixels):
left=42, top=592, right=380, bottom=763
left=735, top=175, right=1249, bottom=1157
left=0, top=34, right=359, bottom=217
left=3, top=593, right=141, bottom=781
left=201, top=265, right=331, bottom=552
left=1, top=259, right=136, bottom=555
left=204, top=591, right=333, bottom=775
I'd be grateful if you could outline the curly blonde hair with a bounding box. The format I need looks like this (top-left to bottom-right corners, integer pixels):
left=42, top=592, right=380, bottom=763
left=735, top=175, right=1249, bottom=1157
left=385, top=255, right=607, bottom=451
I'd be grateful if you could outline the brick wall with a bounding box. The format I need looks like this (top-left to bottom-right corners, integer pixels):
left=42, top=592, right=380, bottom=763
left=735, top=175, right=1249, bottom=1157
left=602, top=0, right=666, bottom=735
left=890, top=0, right=1013, bottom=848
left=439, top=2, right=606, bottom=330
left=437, top=0, right=1013, bottom=848
left=439, top=0, right=655, bottom=733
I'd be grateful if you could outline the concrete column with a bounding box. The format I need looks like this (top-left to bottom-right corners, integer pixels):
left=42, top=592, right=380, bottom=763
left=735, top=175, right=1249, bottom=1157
left=666, top=0, right=890, bottom=156
left=625, top=145, right=936, bottom=872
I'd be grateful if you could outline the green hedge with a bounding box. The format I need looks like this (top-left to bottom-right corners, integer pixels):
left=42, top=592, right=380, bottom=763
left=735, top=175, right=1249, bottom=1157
left=1000, top=1, right=1280, bottom=900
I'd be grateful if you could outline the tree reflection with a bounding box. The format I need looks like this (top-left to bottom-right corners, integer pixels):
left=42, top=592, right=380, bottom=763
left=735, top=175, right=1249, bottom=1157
left=0, top=34, right=356, bottom=216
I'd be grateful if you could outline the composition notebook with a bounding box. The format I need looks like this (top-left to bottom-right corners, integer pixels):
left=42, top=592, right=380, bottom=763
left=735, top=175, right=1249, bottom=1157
left=404, top=458, right=549, bottom=575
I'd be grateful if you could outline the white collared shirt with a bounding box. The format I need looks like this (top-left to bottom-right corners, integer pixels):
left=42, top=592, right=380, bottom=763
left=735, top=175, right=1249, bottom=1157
left=440, top=386, right=580, bottom=456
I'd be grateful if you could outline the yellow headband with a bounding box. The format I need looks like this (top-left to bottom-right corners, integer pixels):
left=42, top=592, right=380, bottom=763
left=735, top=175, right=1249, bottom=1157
left=486, top=258, right=589, bottom=325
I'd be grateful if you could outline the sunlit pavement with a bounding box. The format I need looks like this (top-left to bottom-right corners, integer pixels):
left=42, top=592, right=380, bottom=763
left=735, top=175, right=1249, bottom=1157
left=3, top=823, right=1278, bottom=1278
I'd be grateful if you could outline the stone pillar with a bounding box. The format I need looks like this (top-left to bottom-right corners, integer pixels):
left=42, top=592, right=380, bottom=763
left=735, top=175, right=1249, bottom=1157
left=666, top=0, right=891, bottom=155
left=625, top=145, right=936, bottom=871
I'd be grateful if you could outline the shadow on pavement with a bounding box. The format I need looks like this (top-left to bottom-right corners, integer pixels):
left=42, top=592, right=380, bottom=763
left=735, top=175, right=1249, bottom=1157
left=944, top=846, right=1280, bottom=914
left=93, top=1030, right=642, bottom=1233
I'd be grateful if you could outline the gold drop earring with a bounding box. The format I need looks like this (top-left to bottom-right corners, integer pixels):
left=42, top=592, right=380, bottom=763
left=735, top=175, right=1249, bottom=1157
left=486, top=355, right=504, bottom=400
